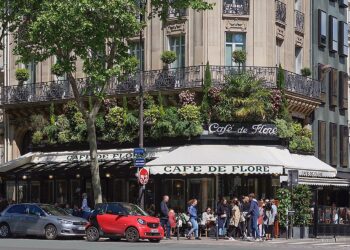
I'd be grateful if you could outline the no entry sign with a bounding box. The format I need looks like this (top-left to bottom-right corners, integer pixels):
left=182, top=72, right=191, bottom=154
left=138, top=168, right=149, bottom=185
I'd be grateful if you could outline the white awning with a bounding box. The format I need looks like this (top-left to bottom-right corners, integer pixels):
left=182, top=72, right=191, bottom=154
left=146, top=145, right=289, bottom=175
left=285, top=154, right=337, bottom=178
left=298, top=177, right=350, bottom=187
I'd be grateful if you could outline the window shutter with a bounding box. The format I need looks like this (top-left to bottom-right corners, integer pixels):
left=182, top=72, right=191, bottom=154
left=318, top=121, right=326, bottom=162
left=329, top=69, right=338, bottom=107
left=339, top=125, right=349, bottom=168
left=329, top=123, right=337, bottom=167
left=318, top=10, right=327, bottom=48
left=339, top=22, right=349, bottom=57
left=339, top=72, right=348, bottom=110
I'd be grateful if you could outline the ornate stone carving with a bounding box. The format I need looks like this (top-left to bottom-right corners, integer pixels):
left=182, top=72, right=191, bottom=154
left=225, top=19, right=247, bottom=32
left=166, top=22, right=186, bottom=35
left=295, top=35, right=303, bottom=47
left=276, top=26, right=285, bottom=40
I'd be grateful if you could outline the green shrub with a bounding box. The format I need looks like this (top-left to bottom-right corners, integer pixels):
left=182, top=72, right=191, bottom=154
left=95, top=115, right=106, bottom=137
left=276, top=188, right=292, bottom=229
left=30, top=115, right=48, bottom=131
left=275, top=119, right=294, bottom=139
left=301, top=67, right=311, bottom=77
left=178, top=104, right=201, bottom=122
left=202, top=62, right=212, bottom=124
left=56, top=115, right=70, bottom=131
left=105, top=106, right=124, bottom=127
left=293, top=185, right=313, bottom=226
left=63, top=101, right=80, bottom=121
left=232, top=50, right=247, bottom=65
left=58, top=130, right=71, bottom=144
left=51, top=63, right=65, bottom=76
left=43, top=124, right=58, bottom=144
left=15, top=68, right=29, bottom=83
left=32, top=131, right=43, bottom=144
left=161, top=51, right=177, bottom=65
left=144, top=105, right=162, bottom=124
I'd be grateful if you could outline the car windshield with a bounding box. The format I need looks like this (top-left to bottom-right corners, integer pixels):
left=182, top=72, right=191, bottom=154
left=40, top=205, right=69, bottom=216
left=122, top=203, right=148, bottom=216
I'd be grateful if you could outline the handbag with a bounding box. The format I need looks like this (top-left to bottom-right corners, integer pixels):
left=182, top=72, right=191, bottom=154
left=220, top=213, right=227, bottom=218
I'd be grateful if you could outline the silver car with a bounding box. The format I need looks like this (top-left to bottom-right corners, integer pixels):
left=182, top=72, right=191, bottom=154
left=0, top=203, right=88, bottom=240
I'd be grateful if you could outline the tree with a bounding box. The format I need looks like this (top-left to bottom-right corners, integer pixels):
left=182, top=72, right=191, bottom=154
left=14, top=0, right=213, bottom=204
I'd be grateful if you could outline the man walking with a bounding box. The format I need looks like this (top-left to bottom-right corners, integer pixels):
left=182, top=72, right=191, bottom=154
left=248, top=193, right=261, bottom=241
left=160, top=195, right=171, bottom=239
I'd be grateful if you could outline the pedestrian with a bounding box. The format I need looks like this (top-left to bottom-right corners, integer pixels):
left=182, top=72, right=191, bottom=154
left=258, top=200, right=264, bottom=238
left=186, top=199, right=201, bottom=240
left=217, top=198, right=230, bottom=238
left=228, top=198, right=240, bottom=241
left=264, top=200, right=275, bottom=241
left=240, top=196, right=251, bottom=238
left=248, top=193, right=261, bottom=241
left=64, top=203, right=73, bottom=215
left=168, top=209, right=176, bottom=236
left=271, top=199, right=278, bottom=239
left=81, top=193, right=91, bottom=220
left=160, top=195, right=171, bottom=239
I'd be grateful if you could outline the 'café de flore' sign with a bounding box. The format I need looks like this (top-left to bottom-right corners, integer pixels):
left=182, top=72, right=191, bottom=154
left=208, top=123, right=278, bottom=137
left=147, top=165, right=284, bottom=175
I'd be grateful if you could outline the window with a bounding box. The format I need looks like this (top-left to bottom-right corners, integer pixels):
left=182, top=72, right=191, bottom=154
left=295, top=47, right=302, bottom=74
left=318, top=121, right=326, bottom=162
left=276, top=39, right=283, bottom=66
left=7, top=205, right=26, bottom=214
left=318, top=10, right=327, bottom=47
left=223, top=0, right=250, bottom=15
left=339, top=0, right=348, bottom=8
left=329, top=123, right=337, bottom=167
left=169, top=36, right=185, bottom=68
left=329, top=68, right=338, bottom=107
left=339, top=125, right=349, bottom=168
left=329, top=16, right=338, bottom=52
left=25, top=61, right=36, bottom=84
left=339, top=22, right=348, bottom=57
left=28, top=205, right=44, bottom=216
left=225, top=33, right=246, bottom=66
left=339, top=71, right=348, bottom=110
left=294, top=0, right=302, bottom=11
left=106, top=203, right=124, bottom=215
left=129, top=41, right=144, bottom=70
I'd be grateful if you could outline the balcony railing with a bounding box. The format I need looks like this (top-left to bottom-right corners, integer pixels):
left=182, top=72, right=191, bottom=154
left=223, top=0, right=250, bottom=15
left=168, top=7, right=187, bottom=18
left=275, top=0, right=286, bottom=24
left=0, top=65, right=322, bottom=105
left=295, top=10, right=304, bottom=34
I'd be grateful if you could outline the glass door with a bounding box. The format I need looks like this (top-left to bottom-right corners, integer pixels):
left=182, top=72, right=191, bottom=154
left=42, top=180, right=54, bottom=204
left=30, top=181, right=40, bottom=203
left=70, top=180, right=81, bottom=206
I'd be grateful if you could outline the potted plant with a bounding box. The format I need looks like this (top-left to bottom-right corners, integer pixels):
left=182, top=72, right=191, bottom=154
left=276, top=188, right=292, bottom=238
left=232, top=50, right=247, bottom=72
left=301, top=67, right=311, bottom=77
left=292, top=185, right=312, bottom=239
left=13, top=68, right=30, bottom=102
left=156, top=51, right=177, bottom=89
left=47, top=63, right=67, bottom=99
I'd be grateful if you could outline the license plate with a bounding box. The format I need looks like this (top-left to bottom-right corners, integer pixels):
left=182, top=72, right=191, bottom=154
left=78, top=226, right=85, bottom=231
left=150, top=229, right=159, bottom=233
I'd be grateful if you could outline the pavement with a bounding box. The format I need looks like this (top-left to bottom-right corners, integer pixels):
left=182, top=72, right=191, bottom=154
left=0, top=237, right=350, bottom=250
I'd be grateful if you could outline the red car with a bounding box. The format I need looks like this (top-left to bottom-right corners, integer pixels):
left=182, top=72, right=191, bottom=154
left=86, top=202, right=164, bottom=242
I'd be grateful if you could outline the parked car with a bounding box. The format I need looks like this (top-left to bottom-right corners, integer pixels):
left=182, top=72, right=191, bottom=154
left=86, top=202, right=164, bottom=242
left=0, top=203, right=88, bottom=240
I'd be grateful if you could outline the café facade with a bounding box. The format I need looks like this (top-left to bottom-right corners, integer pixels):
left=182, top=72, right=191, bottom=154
left=0, top=123, right=349, bottom=235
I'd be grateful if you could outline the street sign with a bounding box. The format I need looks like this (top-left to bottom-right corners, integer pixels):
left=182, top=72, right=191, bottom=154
left=138, top=168, right=149, bottom=185
left=134, top=148, right=145, bottom=156
left=135, top=158, right=146, bottom=168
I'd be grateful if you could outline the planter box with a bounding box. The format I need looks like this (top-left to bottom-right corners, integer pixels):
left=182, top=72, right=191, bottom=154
left=293, top=226, right=309, bottom=239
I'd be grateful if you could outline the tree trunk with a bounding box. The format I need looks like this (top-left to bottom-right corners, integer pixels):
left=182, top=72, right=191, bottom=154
left=86, top=113, right=102, bottom=205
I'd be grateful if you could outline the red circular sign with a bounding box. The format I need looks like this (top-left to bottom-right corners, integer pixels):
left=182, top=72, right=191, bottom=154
left=138, top=168, right=149, bottom=185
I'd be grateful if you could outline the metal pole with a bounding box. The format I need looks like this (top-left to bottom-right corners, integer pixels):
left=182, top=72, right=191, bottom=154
left=138, top=0, right=145, bottom=210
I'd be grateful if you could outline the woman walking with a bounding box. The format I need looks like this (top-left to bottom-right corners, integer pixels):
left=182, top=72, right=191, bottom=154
left=217, top=198, right=230, bottom=238
left=264, top=201, right=275, bottom=241
left=186, top=199, right=201, bottom=240
left=228, top=198, right=241, bottom=241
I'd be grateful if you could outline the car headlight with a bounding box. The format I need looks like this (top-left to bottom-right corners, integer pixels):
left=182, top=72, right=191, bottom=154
left=137, top=218, right=146, bottom=225
left=58, top=219, right=73, bottom=225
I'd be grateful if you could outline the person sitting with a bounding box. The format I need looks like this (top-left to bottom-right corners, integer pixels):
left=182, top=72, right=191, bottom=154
left=201, top=207, right=215, bottom=236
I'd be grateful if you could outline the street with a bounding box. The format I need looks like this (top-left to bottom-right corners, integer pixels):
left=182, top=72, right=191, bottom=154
left=0, top=238, right=349, bottom=250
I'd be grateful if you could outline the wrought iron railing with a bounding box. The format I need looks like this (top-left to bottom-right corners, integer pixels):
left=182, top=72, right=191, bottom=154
left=223, top=0, right=250, bottom=15
left=295, top=10, right=304, bottom=33
left=0, top=65, right=322, bottom=105
left=275, top=0, right=286, bottom=24
left=168, top=7, right=187, bottom=18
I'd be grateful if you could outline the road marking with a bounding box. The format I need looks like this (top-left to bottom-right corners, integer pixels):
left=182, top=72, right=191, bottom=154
left=339, top=245, right=350, bottom=247
left=312, top=243, right=344, bottom=246
left=288, top=241, right=319, bottom=245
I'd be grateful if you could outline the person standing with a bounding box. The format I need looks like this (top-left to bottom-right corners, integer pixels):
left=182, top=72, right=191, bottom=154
left=228, top=198, right=240, bottom=241
left=81, top=193, right=91, bottom=220
left=160, top=195, right=171, bottom=239
left=271, top=199, right=278, bottom=239
left=241, top=196, right=251, bottom=238
left=258, top=200, right=265, bottom=238
left=248, top=193, right=261, bottom=241
left=168, top=209, right=176, bottom=236
left=186, top=199, right=201, bottom=240
left=217, top=198, right=230, bottom=238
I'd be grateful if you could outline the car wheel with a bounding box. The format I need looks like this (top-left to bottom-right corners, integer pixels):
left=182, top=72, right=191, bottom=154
left=0, top=223, right=11, bottom=238
left=125, top=227, right=139, bottom=242
left=45, top=224, right=58, bottom=240
left=109, top=236, right=121, bottom=241
left=149, top=239, right=160, bottom=243
left=86, top=226, right=100, bottom=242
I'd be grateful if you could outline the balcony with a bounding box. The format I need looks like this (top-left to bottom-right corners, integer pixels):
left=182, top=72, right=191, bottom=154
left=295, top=10, right=304, bottom=34
left=168, top=7, right=187, bottom=19
left=0, top=66, right=322, bottom=106
left=275, top=0, right=286, bottom=25
left=223, top=0, right=249, bottom=16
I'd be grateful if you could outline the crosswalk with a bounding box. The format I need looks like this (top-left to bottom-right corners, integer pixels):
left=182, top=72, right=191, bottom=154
left=266, top=240, right=350, bottom=248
